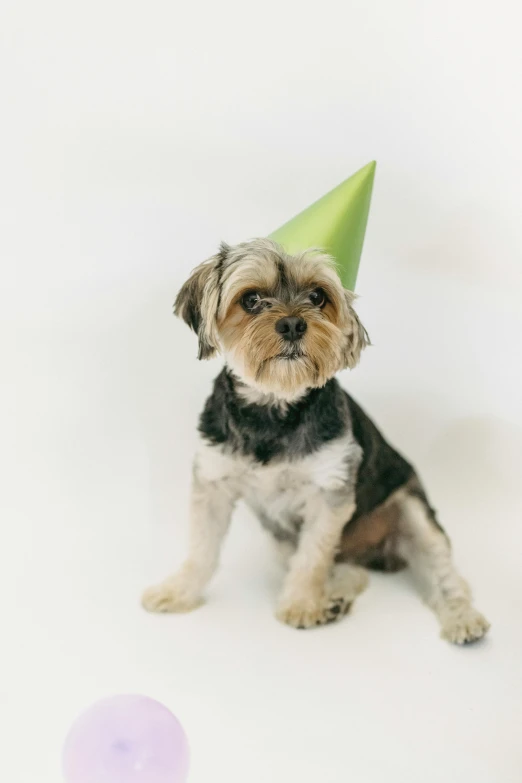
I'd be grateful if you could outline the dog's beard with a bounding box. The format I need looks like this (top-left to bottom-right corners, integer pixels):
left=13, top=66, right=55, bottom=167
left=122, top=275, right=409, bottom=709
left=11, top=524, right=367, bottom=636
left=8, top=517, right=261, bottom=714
left=220, top=306, right=343, bottom=396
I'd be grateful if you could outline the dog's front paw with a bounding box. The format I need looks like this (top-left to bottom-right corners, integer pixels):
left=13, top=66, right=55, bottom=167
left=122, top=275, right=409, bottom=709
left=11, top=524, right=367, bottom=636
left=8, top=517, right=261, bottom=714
left=142, top=577, right=204, bottom=614
left=440, top=604, right=490, bottom=645
left=276, top=593, right=350, bottom=630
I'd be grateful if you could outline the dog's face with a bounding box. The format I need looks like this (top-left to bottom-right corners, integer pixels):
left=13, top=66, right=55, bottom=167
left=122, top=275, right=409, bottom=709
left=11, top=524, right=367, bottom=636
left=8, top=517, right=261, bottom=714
left=175, top=239, right=369, bottom=397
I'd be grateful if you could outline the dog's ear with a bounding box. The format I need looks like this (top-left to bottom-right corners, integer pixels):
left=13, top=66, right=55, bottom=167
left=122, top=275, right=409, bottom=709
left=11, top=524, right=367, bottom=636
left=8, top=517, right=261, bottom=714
left=341, top=290, right=371, bottom=369
left=174, top=243, right=229, bottom=360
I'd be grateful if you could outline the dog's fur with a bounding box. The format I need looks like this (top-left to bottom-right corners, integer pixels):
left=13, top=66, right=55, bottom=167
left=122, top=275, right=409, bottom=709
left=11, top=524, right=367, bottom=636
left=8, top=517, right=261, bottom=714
left=142, top=239, right=490, bottom=643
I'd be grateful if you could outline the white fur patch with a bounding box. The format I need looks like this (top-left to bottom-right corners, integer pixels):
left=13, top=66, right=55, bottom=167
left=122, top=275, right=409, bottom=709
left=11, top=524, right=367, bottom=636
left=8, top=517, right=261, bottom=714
left=194, top=435, right=360, bottom=531
left=196, top=442, right=246, bottom=484
left=304, top=436, right=361, bottom=491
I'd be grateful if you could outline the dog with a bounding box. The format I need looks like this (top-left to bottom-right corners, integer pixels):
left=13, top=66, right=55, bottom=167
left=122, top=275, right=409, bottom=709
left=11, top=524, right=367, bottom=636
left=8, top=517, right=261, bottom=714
left=142, top=238, right=490, bottom=644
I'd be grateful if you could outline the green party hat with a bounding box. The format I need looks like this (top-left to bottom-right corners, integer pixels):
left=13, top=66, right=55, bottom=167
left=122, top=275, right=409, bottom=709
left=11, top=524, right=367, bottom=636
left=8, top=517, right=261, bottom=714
left=269, top=161, right=376, bottom=290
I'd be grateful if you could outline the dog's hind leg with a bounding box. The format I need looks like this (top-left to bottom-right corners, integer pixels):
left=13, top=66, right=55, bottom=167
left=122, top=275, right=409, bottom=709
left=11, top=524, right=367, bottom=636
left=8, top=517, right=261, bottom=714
left=395, top=482, right=490, bottom=645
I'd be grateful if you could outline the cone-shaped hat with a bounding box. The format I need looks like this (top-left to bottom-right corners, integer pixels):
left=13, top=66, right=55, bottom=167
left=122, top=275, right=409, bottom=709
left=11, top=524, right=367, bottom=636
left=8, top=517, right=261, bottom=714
left=269, top=161, right=376, bottom=290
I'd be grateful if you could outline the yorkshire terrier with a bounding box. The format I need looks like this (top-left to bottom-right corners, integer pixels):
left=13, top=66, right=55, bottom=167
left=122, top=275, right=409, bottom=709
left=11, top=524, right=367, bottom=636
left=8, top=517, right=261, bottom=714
left=142, top=239, right=490, bottom=644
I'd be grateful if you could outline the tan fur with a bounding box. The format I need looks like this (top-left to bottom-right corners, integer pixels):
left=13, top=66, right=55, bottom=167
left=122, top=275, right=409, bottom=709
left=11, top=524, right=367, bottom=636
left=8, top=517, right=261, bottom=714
left=207, top=240, right=369, bottom=395
left=339, top=502, right=400, bottom=558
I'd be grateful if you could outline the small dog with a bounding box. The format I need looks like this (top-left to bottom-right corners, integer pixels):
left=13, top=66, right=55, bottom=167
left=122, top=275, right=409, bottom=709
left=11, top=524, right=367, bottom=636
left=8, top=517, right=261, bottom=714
left=143, top=239, right=490, bottom=644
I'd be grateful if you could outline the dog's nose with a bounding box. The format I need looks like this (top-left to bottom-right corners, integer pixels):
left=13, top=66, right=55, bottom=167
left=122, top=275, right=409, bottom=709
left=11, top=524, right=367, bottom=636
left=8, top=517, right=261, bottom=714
left=275, top=316, right=307, bottom=342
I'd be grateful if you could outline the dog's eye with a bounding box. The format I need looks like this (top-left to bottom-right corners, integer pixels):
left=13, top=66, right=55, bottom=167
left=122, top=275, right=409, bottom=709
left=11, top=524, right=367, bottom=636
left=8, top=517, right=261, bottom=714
left=309, top=288, right=326, bottom=308
left=241, top=291, right=262, bottom=312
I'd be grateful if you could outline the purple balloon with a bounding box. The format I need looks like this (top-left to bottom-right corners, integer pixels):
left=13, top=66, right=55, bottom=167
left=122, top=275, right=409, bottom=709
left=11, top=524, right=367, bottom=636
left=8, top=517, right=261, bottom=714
left=62, top=695, right=190, bottom=783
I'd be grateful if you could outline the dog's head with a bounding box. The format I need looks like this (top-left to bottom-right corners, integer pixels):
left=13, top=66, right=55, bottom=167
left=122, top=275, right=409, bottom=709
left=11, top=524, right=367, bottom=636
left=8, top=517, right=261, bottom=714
left=175, top=239, right=369, bottom=397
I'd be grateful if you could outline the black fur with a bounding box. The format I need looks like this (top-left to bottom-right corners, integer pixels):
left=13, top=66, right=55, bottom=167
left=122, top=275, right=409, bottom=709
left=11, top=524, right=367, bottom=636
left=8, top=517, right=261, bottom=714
left=345, top=395, right=414, bottom=524
left=214, top=242, right=229, bottom=317
left=199, top=369, right=349, bottom=464
left=199, top=370, right=419, bottom=526
left=175, top=276, right=202, bottom=333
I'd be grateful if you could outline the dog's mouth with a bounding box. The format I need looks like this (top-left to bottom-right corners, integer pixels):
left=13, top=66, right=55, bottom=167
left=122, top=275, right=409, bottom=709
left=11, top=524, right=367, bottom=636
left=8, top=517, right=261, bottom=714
left=276, top=346, right=305, bottom=360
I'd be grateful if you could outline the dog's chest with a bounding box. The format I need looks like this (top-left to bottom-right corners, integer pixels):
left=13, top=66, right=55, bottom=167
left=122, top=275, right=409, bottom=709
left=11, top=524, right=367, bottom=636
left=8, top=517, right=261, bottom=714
left=196, top=436, right=359, bottom=538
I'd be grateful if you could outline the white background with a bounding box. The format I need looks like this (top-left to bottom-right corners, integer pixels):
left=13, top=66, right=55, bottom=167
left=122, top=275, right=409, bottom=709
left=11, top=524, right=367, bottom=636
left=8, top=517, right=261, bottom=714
left=1, top=1, right=522, bottom=781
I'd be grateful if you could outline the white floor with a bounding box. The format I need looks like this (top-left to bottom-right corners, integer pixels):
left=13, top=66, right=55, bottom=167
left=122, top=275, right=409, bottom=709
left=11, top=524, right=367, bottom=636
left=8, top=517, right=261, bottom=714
left=2, top=253, right=522, bottom=782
